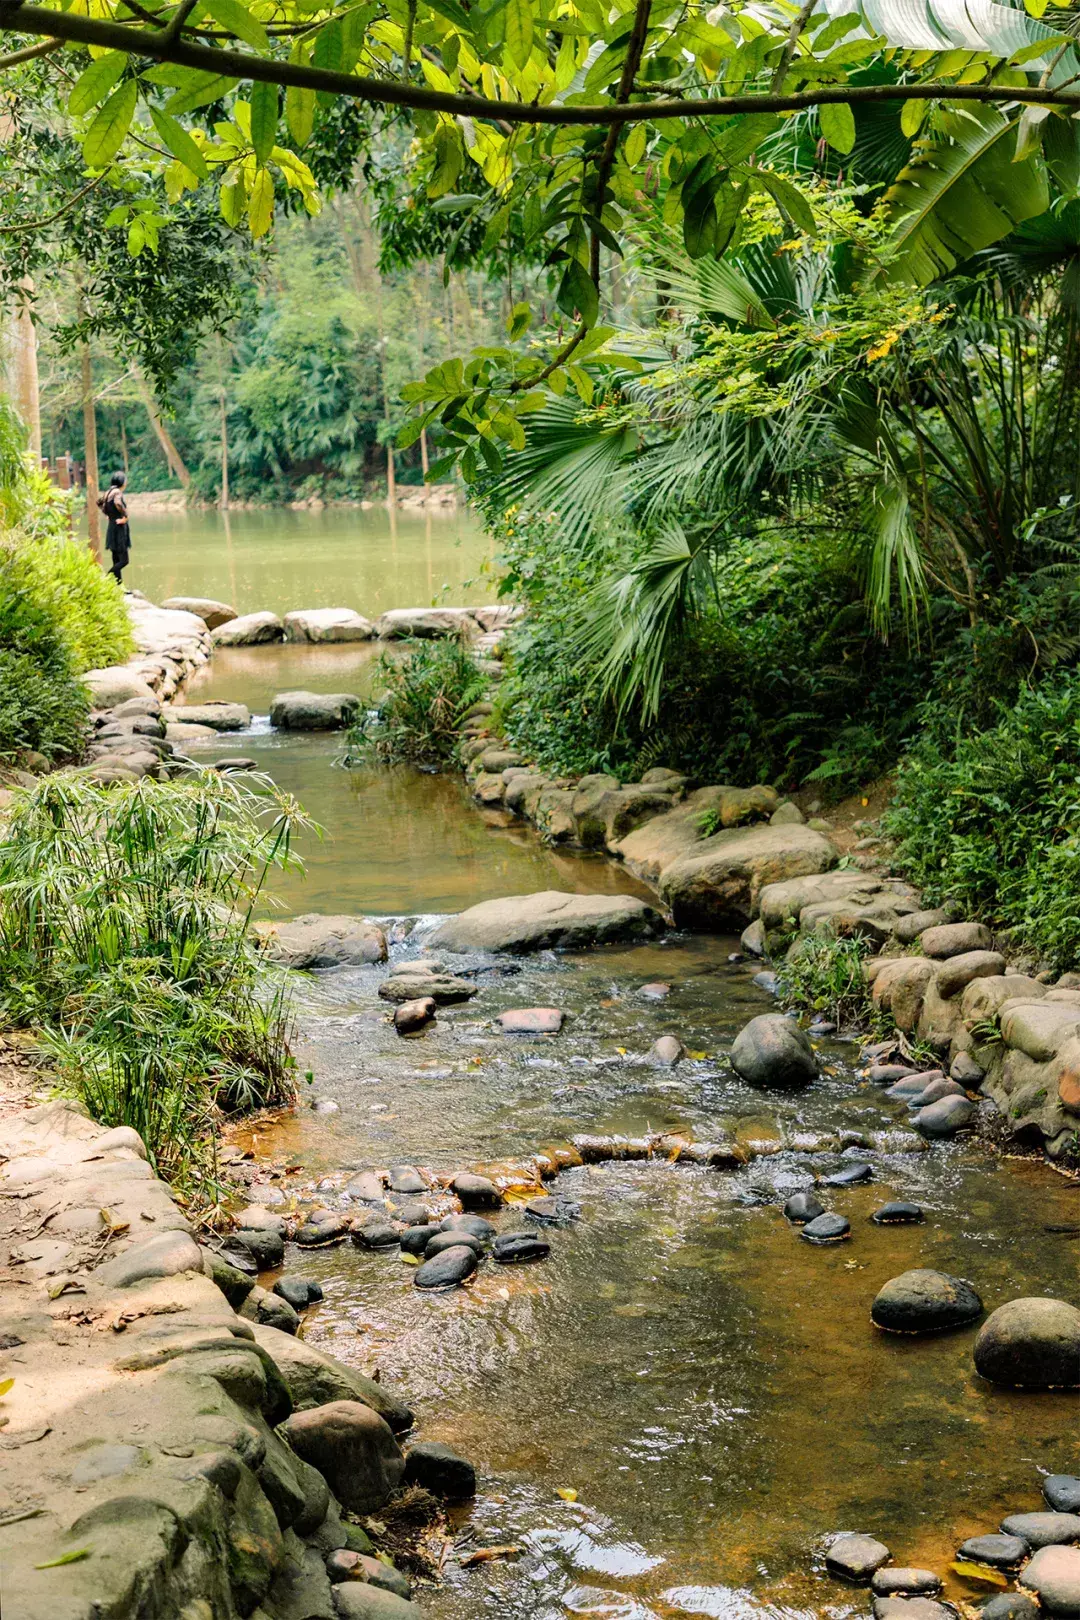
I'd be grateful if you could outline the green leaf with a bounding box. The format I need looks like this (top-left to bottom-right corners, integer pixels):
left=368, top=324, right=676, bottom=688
left=556, top=258, right=598, bottom=327
left=683, top=180, right=719, bottom=259
left=757, top=170, right=816, bottom=234
left=82, top=80, right=138, bottom=169
left=819, top=101, right=856, bottom=155
left=1044, top=113, right=1080, bottom=192
left=713, top=179, right=748, bottom=257
left=900, top=99, right=928, bottom=138
left=205, top=0, right=269, bottom=51
left=102, top=204, right=130, bottom=226
left=220, top=177, right=246, bottom=226
left=248, top=166, right=274, bottom=237
left=507, top=300, right=531, bottom=339
left=883, top=106, right=1050, bottom=283
left=35, top=1548, right=92, bottom=1569
left=428, top=121, right=463, bottom=199
left=127, top=216, right=147, bottom=255
left=148, top=106, right=209, bottom=180
left=69, top=53, right=127, bottom=117
left=166, top=72, right=238, bottom=115
left=504, top=0, right=534, bottom=70
left=250, top=80, right=278, bottom=163
left=285, top=83, right=315, bottom=146
left=624, top=122, right=646, bottom=168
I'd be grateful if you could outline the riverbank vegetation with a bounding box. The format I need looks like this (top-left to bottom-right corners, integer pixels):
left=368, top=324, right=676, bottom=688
left=347, top=640, right=488, bottom=767
left=0, top=773, right=307, bottom=1193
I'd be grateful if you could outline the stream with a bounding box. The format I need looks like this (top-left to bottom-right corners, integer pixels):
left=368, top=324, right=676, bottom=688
left=145, top=512, right=1079, bottom=1620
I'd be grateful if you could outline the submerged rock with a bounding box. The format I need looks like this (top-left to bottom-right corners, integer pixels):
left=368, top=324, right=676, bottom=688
left=801, top=1213, right=851, bottom=1245
left=871, top=1269, right=983, bottom=1335
left=493, top=1231, right=550, bottom=1265
left=730, top=1014, right=818, bottom=1089
left=497, top=1006, right=565, bottom=1034
left=822, top=1162, right=873, bottom=1187
left=414, top=1244, right=478, bottom=1290
left=649, top=1035, right=686, bottom=1067
left=977, top=1596, right=1040, bottom=1620
left=871, top=1202, right=924, bottom=1226
left=872, top=1600, right=952, bottom=1620
left=826, top=1532, right=891, bottom=1582
left=783, top=1191, right=825, bottom=1225
left=427, top=890, right=665, bottom=954
left=974, top=1297, right=1080, bottom=1389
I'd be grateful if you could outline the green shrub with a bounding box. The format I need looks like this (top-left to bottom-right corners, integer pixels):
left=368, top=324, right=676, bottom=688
left=886, top=675, right=1080, bottom=968
left=778, top=932, right=874, bottom=1026
left=346, top=639, right=488, bottom=767
left=18, top=529, right=134, bottom=671
left=0, top=772, right=310, bottom=1197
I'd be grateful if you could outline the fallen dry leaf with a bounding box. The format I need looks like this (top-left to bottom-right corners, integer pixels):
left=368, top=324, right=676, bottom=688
left=555, top=1487, right=578, bottom=1502
left=459, top=1545, right=521, bottom=1566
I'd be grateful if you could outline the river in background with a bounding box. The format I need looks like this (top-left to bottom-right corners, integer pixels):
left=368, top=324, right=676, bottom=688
left=144, top=508, right=1079, bottom=1620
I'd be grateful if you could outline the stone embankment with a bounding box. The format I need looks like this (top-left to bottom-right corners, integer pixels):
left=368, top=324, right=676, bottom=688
left=454, top=706, right=1080, bottom=1162
left=0, top=1099, right=462, bottom=1620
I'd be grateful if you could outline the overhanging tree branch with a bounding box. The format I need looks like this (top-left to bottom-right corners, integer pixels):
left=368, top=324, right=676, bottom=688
left=2, top=5, right=1080, bottom=123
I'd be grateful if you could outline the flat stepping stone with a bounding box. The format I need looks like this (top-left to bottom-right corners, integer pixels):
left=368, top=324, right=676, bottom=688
left=493, top=1232, right=550, bottom=1265
left=452, top=1172, right=503, bottom=1209
left=784, top=1192, right=825, bottom=1225
left=872, top=1269, right=983, bottom=1334
left=958, top=1535, right=1028, bottom=1568
left=497, top=1007, right=564, bottom=1034
left=439, top=1213, right=496, bottom=1243
left=872, top=1569, right=941, bottom=1596
left=425, top=1230, right=483, bottom=1258
left=378, top=974, right=478, bottom=1005
left=1001, top=1512, right=1080, bottom=1549
left=822, top=1163, right=873, bottom=1187
left=351, top=1221, right=400, bottom=1250
left=826, top=1532, right=891, bottom=1582
left=872, top=1202, right=924, bottom=1225
left=525, top=1196, right=580, bottom=1225
left=1018, top=1544, right=1080, bottom=1616
left=389, top=1165, right=427, bottom=1195
left=1045, top=1477, right=1080, bottom=1514
left=414, top=1244, right=478, bottom=1290
left=872, top=1601, right=952, bottom=1620
left=801, top=1213, right=851, bottom=1245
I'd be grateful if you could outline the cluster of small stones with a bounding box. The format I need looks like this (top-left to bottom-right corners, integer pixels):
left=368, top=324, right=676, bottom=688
left=0, top=1099, right=482, bottom=1620
left=823, top=1478, right=1080, bottom=1619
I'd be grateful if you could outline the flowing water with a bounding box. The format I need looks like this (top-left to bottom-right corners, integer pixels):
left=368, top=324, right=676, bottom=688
left=139, top=513, right=1080, bottom=1620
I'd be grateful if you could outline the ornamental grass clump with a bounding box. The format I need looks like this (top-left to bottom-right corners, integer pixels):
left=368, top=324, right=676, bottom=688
left=345, top=638, right=488, bottom=768
left=0, top=771, right=311, bottom=1195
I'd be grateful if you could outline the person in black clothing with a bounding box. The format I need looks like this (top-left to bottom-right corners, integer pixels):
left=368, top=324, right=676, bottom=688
left=102, top=471, right=130, bottom=583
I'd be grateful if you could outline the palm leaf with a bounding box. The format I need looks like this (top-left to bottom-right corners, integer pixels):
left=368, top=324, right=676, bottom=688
left=816, top=0, right=1075, bottom=78
left=881, top=106, right=1049, bottom=284
left=487, top=400, right=638, bottom=545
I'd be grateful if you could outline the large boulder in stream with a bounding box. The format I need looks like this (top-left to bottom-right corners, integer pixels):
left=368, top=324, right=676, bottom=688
left=250, top=1324, right=413, bottom=1431
left=283, top=607, right=374, bottom=642
left=730, top=1014, right=818, bottom=1089
left=658, top=823, right=837, bottom=930
left=258, top=913, right=388, bottom=968
left=211, top=609, right=285, bottom=645
left=613, top=785, right=781, bottom=884
left=426, top=890, right=664, bottom=954
left=270, top=690, right=361, bottom=730
left=973, top=1297, right=1080, bottom=1389
left=281, top=1400, right=405, bottom=1513
left=374, top=606, right=478, bottom=639
left=161, top=595, right=238, bottom=629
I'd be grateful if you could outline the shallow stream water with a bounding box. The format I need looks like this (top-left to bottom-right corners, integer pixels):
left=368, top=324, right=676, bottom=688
left=140, top=516, right=1080, bottom=1620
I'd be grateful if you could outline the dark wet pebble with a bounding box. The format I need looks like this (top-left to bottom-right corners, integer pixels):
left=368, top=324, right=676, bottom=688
left=425, top=1229, right=483, bottom=1259
left=231, top=1227, right=284, bottom=1268
left=387, top=1200, right=432, bottom=1226
left=493, top=1232, right=551, bottom=1265
left=1044, top=1477, right=1080, bottom=1514
left=525, top=1196, right=581, bottom=1226
left=872, top=1569, right=942, bottom=1596
left=219, top=1245, right=258, bottom=1276
left=958, top=1534, right=1028, bottom=1568
left=400, top=1224, right=441, bottom=1256
left=351, top=1221, right=400, bottom=1250
left=826, top=1532, right=891, bottom=1581
left=1000, top=1512, right=1080, bottom=1549
left=452, top=1172, right=503, bottom=1209
left=977, top=1595, right=1040, bottom=1620
left=414, top=1244, right=478, bottom=1289
left=822, top=1162, right=873, bottom=1187
left=439, top=1213, right=496, bottom=1244
left=872, top=1202, right=924, bottom=1225
left=801, top=1213, right=851, bottom=1245
left=872, top=1600, right=952, bottom=1620
left=389, top=1165, right=427, bottom=1195
left=872, top=1269, right=983, bottom=1334
left=867, top=1063, right=920, bottom=1084
left=272, top=1277, right=322, bottom=1310
left=295, top=1216, right=348, bottom=1246
left=404, top=1440, right=477, bottom=1500
left=784, top=1191, right=826, bottom=1225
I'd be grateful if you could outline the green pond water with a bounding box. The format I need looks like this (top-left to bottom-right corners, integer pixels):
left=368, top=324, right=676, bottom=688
left=143, top=512, right=1080, bottom=1620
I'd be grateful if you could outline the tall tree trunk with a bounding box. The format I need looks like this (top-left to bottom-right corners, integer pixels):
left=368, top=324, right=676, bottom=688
left=217, top=335, right=230, bottom=510
left=120, top=415, right=130, bottom=481
left=80, top=340, right=100, bottom=561
left=420, top=427, right=429, bottom=480
left=10, top=286, right=41, bottom=460
left=338, top=192, right=397, bottom=504
left=138, top=374, right=191, bottom=488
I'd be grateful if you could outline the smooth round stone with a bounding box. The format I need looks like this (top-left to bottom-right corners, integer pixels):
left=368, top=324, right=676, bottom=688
left=295, top=1216, right=348, bottom=1246
left=310, top=1097, right=340, bottom=1114
left=389, top=1165, right=427, bottom=1195
left=887, top=1074, right=943, bottom=1098
left=400, top=1223, right=441, bottom=1256
left=913, top=1076, right=967, bottom=1107
left=525, top=1196, right=580, bottom=1225
left=388, top=1200, right=431, bottom=1226
left=872, top=1269, right=983, bottom=1335
left=231, top=1227, right=284, bottom=1268
left=974, top=1297, right=1080, bottom=1389
left=414, top=1244, right=478, bottom=1290
left=958, top=1535, right=1028, bottom=1569
left=731, top=1012, right=817, bottom=1088
left=493, top=1232, right=550, bottom=1265
left=351, top=1221, right=400, bottom=1250
left=439, top=1213, right=496, bottom=1243
left=451, top=1172, right=503, bottom=1209
left=1019, top=1544, right=1080, bottom=1615
left=272, top=1277, right=319, bottom=1310
left=784, top=1191, right=825, bottom=1225
left=1001, top=1513, right=1080, bottom=1550
left=403, top=1439, right=477, bottom=1500
left=872, top=1600, right=952, bottom=1620
left=977, top=1595, right=1040, bottom=1620
left=1044, top=1477, right=1080, bottom=1514
left=649, top=1035, right=685, bottom=1067
left=872, top=1569, right=942, bottom=1596
left=872, top=1202, right=924, bottom=1226
left=822, top=1162, right=873, bottom=1187
left=801, top=1213, right=850, bottom=1245
left=425, top=1229, right=483, bottom=1259
left=826, top=1532, right=891, bottom=1582
left=914, top=1095, right=977, bottom=1137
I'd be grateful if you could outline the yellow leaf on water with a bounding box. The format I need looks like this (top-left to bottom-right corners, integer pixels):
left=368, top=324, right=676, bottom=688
left=555, top=1487, right=577, bottom=1502
left=0, top=1378, right=13, bottom=1398
left=950, top=1562, right=1008, bottom=1587
left=400, top=1253, right=419, bottom=1266
left=688, top=1050, right=708, bottom=1060
left=616, top=1047, right=627, bottom=1055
